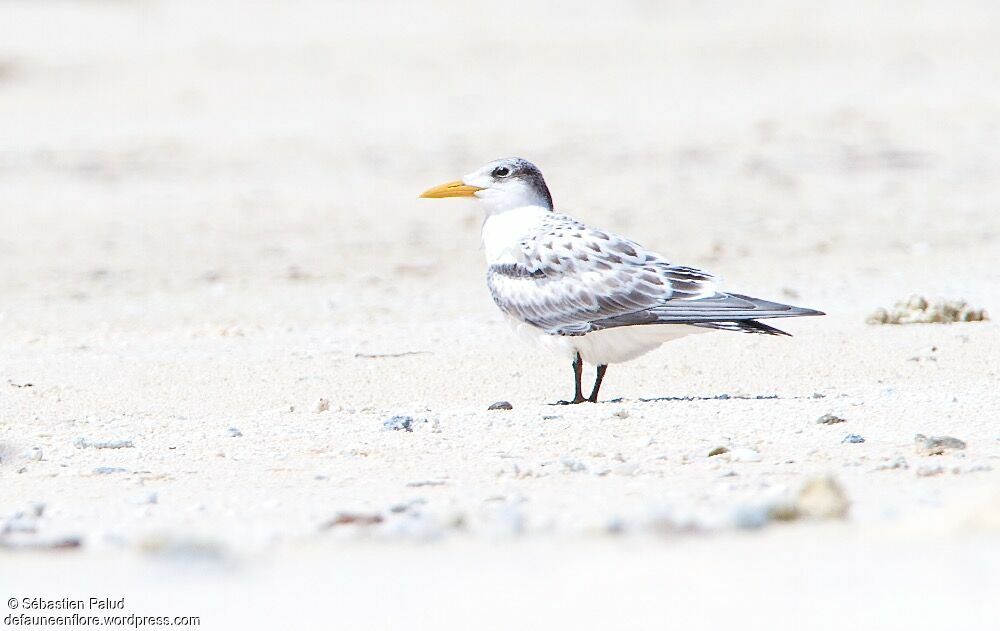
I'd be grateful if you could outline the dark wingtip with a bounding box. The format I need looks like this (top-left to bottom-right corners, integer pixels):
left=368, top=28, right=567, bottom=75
left=748, top=320, right=793, bottom=336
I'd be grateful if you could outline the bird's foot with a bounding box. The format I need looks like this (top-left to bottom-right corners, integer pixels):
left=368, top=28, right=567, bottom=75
left=553, top=396, right=588, bottom=405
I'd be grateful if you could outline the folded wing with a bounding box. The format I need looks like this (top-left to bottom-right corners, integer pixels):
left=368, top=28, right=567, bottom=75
left=486, top=216, right=821, bottom=336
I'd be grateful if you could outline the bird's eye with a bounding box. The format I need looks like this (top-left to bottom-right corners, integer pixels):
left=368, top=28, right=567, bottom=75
left=492, top=166, right=511, bottom=178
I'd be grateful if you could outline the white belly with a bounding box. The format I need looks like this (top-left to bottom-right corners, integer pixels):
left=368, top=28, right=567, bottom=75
left=506, top=317, right=711, bottom=366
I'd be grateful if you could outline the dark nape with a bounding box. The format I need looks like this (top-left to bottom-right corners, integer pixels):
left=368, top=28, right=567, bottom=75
left=514, top=159, right=554, bottom=210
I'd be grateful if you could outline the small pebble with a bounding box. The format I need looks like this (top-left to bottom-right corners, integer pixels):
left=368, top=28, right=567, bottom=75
left=226, top=427, right=243, bottom=438
left=321, top=512, right=384, bottom=529
left=816, top=413, right=846, bottom=425
left=488, top=401, right=513, bottom=411
left=708, top=446, right=729, bottom=457
left=26, top=447, right=43, bottom=461
left=313, top=398, right=331, bottom=413
left=383, top=415, right=413, bottom=432
left=915, top=434, right=966, bottom=456
left=93, top=467, right=128, bottom=475
left=842, top=434, right=865, bottom=444
left=613, top=408, right=630, bottom=419
left=917, top=465, right=945, bottom=477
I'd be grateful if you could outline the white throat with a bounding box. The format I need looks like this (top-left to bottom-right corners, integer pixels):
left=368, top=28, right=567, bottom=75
left=481, top=205, right=550, bottom=264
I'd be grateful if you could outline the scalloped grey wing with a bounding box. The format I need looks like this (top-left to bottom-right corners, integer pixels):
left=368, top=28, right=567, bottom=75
left=487, top=261, right=721, bottom=336
left=485, top=215, right=822, bottom=337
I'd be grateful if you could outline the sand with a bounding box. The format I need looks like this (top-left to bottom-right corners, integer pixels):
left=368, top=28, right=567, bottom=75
left=2, top=1, right=999, bottom=628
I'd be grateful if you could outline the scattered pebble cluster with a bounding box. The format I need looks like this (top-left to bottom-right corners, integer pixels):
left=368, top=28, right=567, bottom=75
left=867, top=295, right=989, bottom=324
left=382, top=415, right=414, bottom=432
left=914, top=434, right=966, bottom=456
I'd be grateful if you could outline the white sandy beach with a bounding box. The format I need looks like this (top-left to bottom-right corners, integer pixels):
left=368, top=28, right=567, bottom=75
left=2, top=1, right=999, bottom=628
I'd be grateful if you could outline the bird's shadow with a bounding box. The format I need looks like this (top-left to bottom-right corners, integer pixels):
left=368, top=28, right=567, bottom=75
left=637, top=394, right=781, bottom=403
left=627, top=393, right=827, bottom=403
left=547, top=393, right=827, bottom=406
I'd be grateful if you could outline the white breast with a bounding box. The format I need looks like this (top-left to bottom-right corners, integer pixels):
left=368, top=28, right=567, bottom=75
left=480, top=205, right=550, bottom=264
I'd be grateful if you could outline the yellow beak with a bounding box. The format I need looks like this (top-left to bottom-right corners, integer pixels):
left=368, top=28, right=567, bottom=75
left=419, top=179, right=483, bottom=199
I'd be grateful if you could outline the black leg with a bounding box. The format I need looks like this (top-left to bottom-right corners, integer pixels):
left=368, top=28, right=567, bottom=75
left=588, top=364, right=608, bottom=402
left=556, top=353, right=587, bottom=404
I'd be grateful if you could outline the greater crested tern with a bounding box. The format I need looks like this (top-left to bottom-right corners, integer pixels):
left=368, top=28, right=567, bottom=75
left=421, top=157, right=823, bottom=404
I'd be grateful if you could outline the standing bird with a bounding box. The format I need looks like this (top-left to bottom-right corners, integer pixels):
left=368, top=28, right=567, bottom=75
left=420, top=158, right=823, bottom=404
